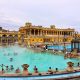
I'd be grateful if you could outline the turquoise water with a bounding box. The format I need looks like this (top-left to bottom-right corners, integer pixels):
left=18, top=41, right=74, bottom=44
left=0, top=44, right=79, bottom=73
left=47, top=44, right=71, bottom=51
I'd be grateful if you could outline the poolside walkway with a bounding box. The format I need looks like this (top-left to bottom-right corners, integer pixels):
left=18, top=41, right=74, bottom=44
left=0, top=69, right=80, bottom=80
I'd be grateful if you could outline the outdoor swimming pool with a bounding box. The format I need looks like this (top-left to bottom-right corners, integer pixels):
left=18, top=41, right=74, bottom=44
left=47, top=44, right=71, bottom=51
left=0, top=44, right=79, bottom=73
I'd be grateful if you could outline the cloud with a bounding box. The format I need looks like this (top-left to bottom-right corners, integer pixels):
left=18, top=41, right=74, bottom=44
left=0, top=0, right=80, bottom=32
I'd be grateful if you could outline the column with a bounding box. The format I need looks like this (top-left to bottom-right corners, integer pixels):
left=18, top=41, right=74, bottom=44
left=52, top=31, right=54, bottom=35
left=58, top=31, right=59, bottom=35
left=56, top=31, right=57, bottom=35
left=40, top=30, right=42, bottom=36
left=34, top=29, right=35, bottom=36
left=59, top=31, right=60, bottom=35
left=47, top=31, right=48, bottom=35
left=51, top=31, right=53, bottom=35
left=55, top=31, right=56, bottom=35
left=70, top=32, right=72, bottom=36
left=46, top=31, right=47, bottom=35
left=13, top=36, right=14, bottom=44
left=60, top=31, right=61, bottom=35
left=72, top=32, right=74, bottom=36
left=38, top=30, right=39, bottom=36
left=7, top=36, right=8, bottom=45
left=29, top=29, right=31, bottom=36
left=53, top=31, right=55, bottom=35
left=43, top=31, right=44, bottom=35
left=57, top=31, right=58, bottom=35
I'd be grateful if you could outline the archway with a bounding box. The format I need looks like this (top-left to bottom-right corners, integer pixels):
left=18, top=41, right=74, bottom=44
left=8, top=35, right=14, bottom=43
left=2, top=35, right=7, bottom=43
left=20, top=34, right=24, bottom=43
left=35, top=30, right=38, bottom=35
left=14, top=35, right=18, bottom=42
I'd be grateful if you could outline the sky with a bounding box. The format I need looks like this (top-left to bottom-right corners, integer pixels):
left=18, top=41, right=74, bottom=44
left=0, top=0, right=80, bottom=32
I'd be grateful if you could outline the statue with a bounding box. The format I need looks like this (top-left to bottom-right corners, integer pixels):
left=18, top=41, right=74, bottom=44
left=25, top=22, right=32, bottom=27
left=22, top=64, right=29, bottom=75
left=50, top=25, right=56, bottom=29
left=66, top=62, right=74, bottom=72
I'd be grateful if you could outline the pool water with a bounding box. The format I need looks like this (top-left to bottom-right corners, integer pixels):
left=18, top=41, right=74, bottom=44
left=47, top=44, right=71, bottom=51
left=0, top=44, right=79, bottom=73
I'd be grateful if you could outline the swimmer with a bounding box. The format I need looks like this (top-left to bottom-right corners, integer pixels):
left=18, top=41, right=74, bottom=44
left=10, top=65, right=14, bottom=71
left=14, top=52, right=17, bottom=56
left=10, top=58, right=13, bottom=62
left=15, top=67, right=20, bottom=73
left=77, top=62, right=80, bottom=66
left=48, top=67, right=53, bottom=74
left=6, top=66, right=9, bottom=71
left=2, top=67, right=5, bottom=73
left=33, top=66, right=38, bottom=73
left=8, top=53, right=10, bottom=56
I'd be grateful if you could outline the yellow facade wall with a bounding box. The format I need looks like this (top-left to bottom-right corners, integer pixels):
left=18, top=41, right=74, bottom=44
left=24, top=37, right=44, bottom=45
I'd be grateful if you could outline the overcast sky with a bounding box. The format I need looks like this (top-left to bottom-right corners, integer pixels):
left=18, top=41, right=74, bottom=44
left=0, top=0, right=80, bottom=32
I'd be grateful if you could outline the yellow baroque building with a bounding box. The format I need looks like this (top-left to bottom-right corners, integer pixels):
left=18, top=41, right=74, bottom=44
left=0, top=27, right=18, bottom=45
left=19, top=22, right=76, bottom=45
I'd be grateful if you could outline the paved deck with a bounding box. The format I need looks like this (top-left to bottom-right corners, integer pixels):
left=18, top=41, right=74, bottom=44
left=0, top=70, right=80, bottom=80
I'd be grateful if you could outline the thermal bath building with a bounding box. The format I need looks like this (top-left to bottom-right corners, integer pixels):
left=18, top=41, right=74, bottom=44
left=19, top=22, right=75, bottom=45
left=0, top=22, right=80, bottom=46
left=0, top=27, right=18, bottom=45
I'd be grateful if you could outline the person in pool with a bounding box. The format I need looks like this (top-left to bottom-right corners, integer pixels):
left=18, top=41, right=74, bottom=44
left=15, top=67, right=20, bottom=73
left=33, top=66, right=38, bottom=73
left=10, top=58, right=13, bottom=62
left=8, top=53, right=10, bottom=56
left=14, top=52, right=18, bottom=56
left=10, top=65, right=14, bottom=71
left=2, top=67, right=5, bottom=73
left=77, top=62, right=80, bottom=66
left=55, top=68, right=58, bottom=72
left=6, top=66, right=9, bottom=71
left=48, top=67, right=53, bottom=73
